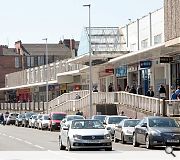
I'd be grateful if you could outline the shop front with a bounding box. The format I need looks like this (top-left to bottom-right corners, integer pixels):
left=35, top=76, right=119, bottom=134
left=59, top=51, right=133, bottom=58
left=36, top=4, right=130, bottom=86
left=127, top=64, right=138, bottom=89
left=17, top=88, right=31, bottom=102
left=115, top=65, right=127, bottom=91
left=99, top=68, right=114, bottom=92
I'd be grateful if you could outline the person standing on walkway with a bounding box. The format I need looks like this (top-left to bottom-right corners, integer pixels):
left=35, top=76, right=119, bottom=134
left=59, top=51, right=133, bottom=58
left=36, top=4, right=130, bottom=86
left=108, top=83, right=113, bottom=92
left=171, top=90, right=177, bottom=100
left=146, top=87, right=154, bottom=97
left=129, top=86, right=137, bottom=94
left=158, top=84, right=166, bottom=99
left=137, top=85, right=143, bottom=95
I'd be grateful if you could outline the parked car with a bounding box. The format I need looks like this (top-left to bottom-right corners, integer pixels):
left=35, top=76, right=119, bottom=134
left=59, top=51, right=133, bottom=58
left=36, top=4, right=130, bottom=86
left=60, top=115, right=85, bottom=129
left=133, top=116, right=180, bottom=149
left=59, top=119, right=112, bottom=151
left=104, top=115, right=128, bottom=139
left=6, top=113, right=19, bottom=125
left=48, top=112, right=66, bottom=131
left=91, top=115, right=107, bottom=123
left=114, top=119, right=140, bottom=143
left=4, top=112, right=9, bottom=124
left=15, top=113, right=25, bottom=127
left=29, top=114, right=38, bottom=128
left=34, top=114, right=43, bottom=129
left=22, top=112, right=34, bottom=127
left=38, top=114, right=49, bottom=130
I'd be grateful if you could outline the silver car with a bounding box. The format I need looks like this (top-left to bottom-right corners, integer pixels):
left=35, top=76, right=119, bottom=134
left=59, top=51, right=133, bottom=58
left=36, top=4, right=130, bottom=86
left=114, top=119, right=140, bottom=143
left=59, top=119, right=112, bottom=151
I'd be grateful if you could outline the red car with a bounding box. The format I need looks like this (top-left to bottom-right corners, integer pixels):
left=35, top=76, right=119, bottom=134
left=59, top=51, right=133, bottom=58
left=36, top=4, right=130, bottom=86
left=48, top=112, right=66, bottom=131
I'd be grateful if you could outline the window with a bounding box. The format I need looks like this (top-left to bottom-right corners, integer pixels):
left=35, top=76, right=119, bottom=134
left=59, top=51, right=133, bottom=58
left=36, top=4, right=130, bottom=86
left=130, top=43, right=136, bottom=51
left=141, top=39, right=148, bottom=49
left=31, top=57, right=34, bottom=67
left=27, top=56, right=31, bottom=67
left=15, top=57, right=20, bottom=68
left=154, top=34, right=162, bottom=45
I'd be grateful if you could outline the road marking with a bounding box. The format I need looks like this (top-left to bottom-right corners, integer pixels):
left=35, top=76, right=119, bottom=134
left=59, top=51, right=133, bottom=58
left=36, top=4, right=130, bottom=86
left=24, top=140, right=33, bottom=145
left=34, top=145, right=44, bottom=149
left=15, top=138, right=23, bottom=141
left=2, top=133, right=7, bottom=136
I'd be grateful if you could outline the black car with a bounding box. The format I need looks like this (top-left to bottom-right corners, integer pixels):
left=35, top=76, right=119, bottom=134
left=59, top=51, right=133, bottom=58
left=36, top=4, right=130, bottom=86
left=133, top=116, right=180, bottom=149
left=15, top=114, right=25, bottom=127
left=22, top=112, right=34, bottom=127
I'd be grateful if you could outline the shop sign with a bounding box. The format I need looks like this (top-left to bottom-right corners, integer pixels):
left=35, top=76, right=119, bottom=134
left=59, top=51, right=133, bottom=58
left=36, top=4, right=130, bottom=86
left=139, top=61, right=152, bottom=68
left=160, top=57, right=173, bottom=63
left=128, top=65, right=138, bottom=72
left=116, top=66, right=127, bottom=77
left=48, top=85, right=55, bottom=91
left=105, top=68, right=114, bottom=74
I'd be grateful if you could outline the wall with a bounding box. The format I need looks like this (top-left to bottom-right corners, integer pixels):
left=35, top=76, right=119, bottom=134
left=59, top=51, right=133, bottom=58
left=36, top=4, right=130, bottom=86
left=164, top=0, right=180, bottom=41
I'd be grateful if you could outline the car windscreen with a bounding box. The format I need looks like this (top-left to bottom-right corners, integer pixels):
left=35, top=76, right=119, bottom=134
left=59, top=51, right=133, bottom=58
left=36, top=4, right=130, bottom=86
left=93, top=116, right=106, bottom=123
left=52, top=114, right=66, bottom=120
left=67, top=116, right=84, bottom=121
left=44, top=115, right=49, bottom=120
left=124, top=120, right=140, bottom=127
left=108, top=117, right=128, bottom=124
left=149, top=118, right=179, bottom=127
left=71, top=120, right=105, bottom=129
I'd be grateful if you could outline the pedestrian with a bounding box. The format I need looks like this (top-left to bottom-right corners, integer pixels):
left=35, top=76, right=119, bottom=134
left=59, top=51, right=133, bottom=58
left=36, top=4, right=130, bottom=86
left=146, top=87, right=154, bottom=97
left=129, top=86, right=137, bottom=94
left=158, top=84, right=166, bottom=99
left=75, top=94, right=81, bottom=99
left=117, top=85, right=122, bottom=91
left=125, top=85, right=130, bottom=92
left=76, top=110, right=82, bottom=116
left=108, top=83, right=113, bottom=92
left=171, top=90, right=177, bottom=100
left=93, top=86, right=98, bottom=92
left=120, top=111, right=125, bottom=116
left=0, top=113, right=5, bottom=125
left=175, top=86, right=180, bottom=97
left=137, top=85, right=143, bottom=95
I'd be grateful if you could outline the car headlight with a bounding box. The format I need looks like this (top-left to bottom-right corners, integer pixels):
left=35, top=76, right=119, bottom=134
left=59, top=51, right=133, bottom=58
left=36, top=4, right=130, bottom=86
left=106, top=127, right=111, bottom=130
left=73, top=134, right=82, bottom=140
left=126, top=130, right=133, bottom=134
left=151, top=130, right=161, bottom=136
left=104, top=134, right=111, bottom=139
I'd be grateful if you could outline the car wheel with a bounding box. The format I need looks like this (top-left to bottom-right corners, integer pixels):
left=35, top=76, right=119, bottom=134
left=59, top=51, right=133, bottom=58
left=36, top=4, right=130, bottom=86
left=59, top=136, right=66, bottom=150
left=66, top=138, right=73, bottom=151
left=105, top=147, right=112, bottom=151
left=133, top=133, right=139, bottom=147
left=121, top=133, right=126, bottom=144
left=145, top=135, right=152, bottom=149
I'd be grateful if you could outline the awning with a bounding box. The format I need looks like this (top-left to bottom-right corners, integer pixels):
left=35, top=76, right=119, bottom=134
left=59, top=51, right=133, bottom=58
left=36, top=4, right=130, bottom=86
left=57, top=70, right=80, bottom=84
left=0, top=80, right=57, bottom=91
left=107, top=43, right=180, bottom=66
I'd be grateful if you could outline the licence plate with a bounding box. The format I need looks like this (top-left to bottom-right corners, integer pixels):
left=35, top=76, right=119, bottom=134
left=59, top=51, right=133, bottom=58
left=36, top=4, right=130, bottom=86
left=86, top=140, right=100, bottom=143
left=167, top=139, right=179, bottom=143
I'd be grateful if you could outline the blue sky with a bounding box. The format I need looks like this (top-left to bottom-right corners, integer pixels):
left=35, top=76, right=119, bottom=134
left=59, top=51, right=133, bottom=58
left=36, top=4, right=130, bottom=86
left=0, top=0, right=163, bottom=47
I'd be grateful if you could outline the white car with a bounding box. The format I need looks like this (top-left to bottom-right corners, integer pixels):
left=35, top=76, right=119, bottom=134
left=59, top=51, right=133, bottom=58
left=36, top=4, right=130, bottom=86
left=59, top=119, right=112, bottom=151
left=6, top=113, right=19, bottom=125
left=104, top=115, right=128, bottom=139
left=38, top=114, right=49, bottom=130
left=114, top=119, right=140, bottom=143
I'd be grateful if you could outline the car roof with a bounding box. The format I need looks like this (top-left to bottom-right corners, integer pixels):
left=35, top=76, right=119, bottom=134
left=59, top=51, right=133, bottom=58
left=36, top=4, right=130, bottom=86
left=50, top=112, right=66, bottom=114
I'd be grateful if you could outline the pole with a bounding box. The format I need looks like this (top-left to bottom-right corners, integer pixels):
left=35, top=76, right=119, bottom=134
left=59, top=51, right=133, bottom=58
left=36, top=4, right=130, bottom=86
left=83, top=4, right=93, bottom=118
left=43, top=38, right=49, bottom=114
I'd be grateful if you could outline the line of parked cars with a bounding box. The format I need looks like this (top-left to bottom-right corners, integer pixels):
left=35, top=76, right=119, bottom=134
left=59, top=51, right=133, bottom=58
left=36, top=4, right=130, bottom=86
left=1, top=111, right=180, bottom=151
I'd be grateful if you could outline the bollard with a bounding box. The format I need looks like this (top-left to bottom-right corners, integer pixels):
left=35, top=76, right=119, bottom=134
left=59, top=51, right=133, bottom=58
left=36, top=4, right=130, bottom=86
left=162, top=98, right=167, bottom=117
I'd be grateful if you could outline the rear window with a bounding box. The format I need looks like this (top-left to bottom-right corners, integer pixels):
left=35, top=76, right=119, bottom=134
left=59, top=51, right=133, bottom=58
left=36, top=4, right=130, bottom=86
left=52, top=114, right=66, bottom=120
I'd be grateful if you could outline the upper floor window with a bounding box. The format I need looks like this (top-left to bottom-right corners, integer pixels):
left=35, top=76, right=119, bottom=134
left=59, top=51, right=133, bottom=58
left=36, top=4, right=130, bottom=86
left=154, top=34, right=162, bottom=45
left=15, top=57, right=20, bottom=68
left=141, top=39, right=148, bottom=49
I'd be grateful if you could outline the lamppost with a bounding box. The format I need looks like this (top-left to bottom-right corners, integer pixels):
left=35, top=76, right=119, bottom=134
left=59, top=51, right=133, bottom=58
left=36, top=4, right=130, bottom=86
left=83, top=4, right=93, bottom=118
left=42, top=38, right=49, bottom=113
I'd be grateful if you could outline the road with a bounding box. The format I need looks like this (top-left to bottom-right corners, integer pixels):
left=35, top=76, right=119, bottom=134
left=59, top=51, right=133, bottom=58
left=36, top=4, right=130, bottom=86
left=0, top=125, right=179, bottom=160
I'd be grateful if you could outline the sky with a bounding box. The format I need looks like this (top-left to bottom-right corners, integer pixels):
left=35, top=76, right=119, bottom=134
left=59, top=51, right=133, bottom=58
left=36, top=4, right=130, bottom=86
left=0, top=0, right=163, bottom=47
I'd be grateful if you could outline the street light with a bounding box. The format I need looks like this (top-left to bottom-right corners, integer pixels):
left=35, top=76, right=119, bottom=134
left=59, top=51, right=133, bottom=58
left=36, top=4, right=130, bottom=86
left=83, top=4, right=93, bottom=118
left=42, top=38, right=49, bottom=114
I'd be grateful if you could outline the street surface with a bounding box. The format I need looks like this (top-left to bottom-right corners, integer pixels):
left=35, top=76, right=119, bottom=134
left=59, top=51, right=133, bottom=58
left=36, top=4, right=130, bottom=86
left=0, top=125, right=179, bottom=160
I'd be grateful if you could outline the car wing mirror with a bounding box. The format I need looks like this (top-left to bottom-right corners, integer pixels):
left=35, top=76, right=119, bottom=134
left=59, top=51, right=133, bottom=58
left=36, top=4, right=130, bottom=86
left=62, top=126, right=69, bottom=130
left=141, top=123, right=147, bottom=127
left=48, top=118, right=51, bottom=120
